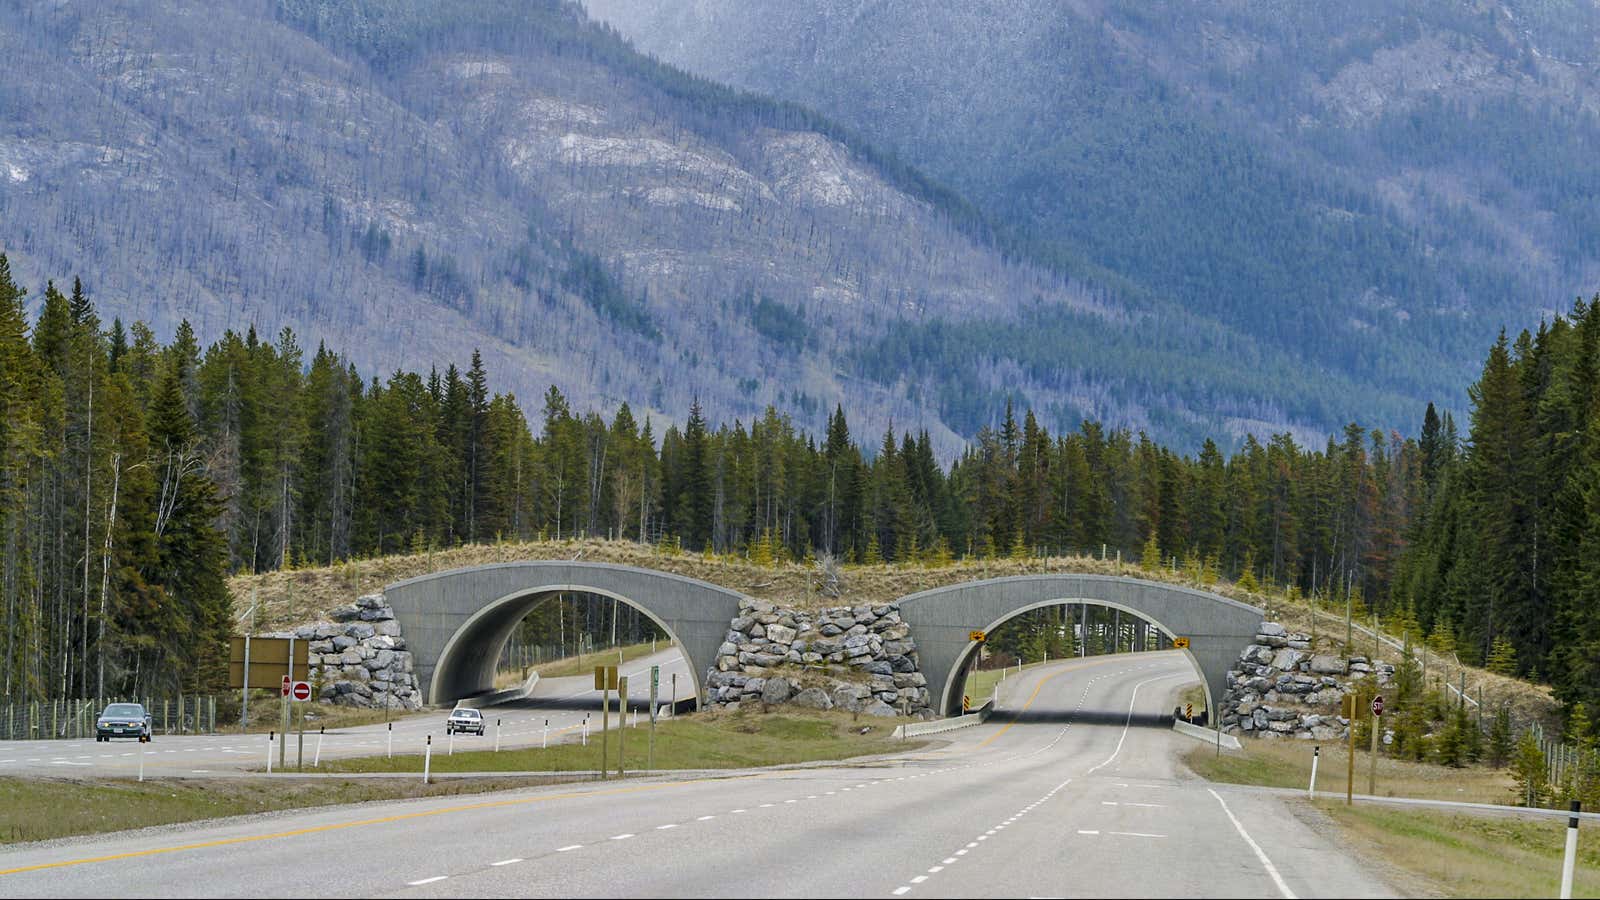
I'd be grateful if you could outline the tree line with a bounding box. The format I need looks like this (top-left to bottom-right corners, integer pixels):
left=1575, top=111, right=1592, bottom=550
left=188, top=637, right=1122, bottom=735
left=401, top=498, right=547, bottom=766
left=4, top=254, right=1595, bottom=719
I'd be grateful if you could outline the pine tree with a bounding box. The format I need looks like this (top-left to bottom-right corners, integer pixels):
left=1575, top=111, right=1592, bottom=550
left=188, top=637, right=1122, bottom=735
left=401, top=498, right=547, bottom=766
left=1487, top=703, right=1514, bottom=768
left=1140, top=532, right=1160, bottom=572
left=1511, top=730, right=1548, bottom=806
left=1487, top=635, right=1518, bottom=676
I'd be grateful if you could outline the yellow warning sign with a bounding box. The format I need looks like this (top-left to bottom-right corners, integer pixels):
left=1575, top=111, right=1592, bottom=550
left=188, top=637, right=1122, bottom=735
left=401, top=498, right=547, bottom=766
left=969, top=630, right=987, bottom=643
left=1173, top=637, right=1190, bottom=649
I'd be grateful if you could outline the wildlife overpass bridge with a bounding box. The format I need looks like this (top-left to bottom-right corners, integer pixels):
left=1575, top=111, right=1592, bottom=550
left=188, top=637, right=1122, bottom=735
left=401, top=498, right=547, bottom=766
left=382, top=563, right=1262, bottom=714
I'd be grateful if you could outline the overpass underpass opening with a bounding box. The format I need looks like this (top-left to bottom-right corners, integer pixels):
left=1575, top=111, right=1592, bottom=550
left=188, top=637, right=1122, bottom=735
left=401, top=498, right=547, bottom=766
left=952, top=600, right=1208, bottom=726
left=428, top=588, right=686, bottom=708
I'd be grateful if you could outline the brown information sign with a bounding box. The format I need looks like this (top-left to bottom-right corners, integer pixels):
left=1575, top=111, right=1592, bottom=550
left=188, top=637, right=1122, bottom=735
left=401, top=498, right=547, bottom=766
left=228, top=637, right=309, bottom=689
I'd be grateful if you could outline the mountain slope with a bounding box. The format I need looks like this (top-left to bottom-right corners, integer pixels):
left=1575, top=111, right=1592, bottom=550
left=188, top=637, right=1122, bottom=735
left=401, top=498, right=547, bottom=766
left=0, top=0, right=1441, bottom=451
left=583, top=0, right=1600, bottom=420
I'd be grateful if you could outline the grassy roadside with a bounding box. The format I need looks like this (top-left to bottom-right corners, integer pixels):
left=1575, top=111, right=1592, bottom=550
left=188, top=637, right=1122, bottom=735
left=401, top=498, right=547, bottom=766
left=1185, top=739, right=1516, bottom=803
left=318, top=709, right=917, bottom=774
left=1183, top=740, right=1597, bottom=897
left=1323, top=804, right=1599, bottom=898
left=0, top=776, right=559, bottom=846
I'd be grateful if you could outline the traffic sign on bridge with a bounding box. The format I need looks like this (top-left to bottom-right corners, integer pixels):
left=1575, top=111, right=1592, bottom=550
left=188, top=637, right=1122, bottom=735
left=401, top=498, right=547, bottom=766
left=1172, top=637, right=1190, bottom=649
left=969, top=630, right=986, bottom=643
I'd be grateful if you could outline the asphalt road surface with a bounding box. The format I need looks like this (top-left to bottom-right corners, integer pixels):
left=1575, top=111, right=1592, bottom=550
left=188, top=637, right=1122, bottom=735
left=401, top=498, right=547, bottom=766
left=0, top=650, right=1394, bottom=897
left=0, top=648, right=691, bottom=777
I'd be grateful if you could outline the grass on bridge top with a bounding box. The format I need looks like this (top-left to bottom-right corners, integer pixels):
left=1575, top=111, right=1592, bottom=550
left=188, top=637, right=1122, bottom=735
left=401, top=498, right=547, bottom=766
left=316, top=707, right=918, bottom=775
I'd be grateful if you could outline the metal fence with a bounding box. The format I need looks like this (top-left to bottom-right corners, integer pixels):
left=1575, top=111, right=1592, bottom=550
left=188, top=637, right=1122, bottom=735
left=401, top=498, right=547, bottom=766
left=1, top=695, right=220, bottom=740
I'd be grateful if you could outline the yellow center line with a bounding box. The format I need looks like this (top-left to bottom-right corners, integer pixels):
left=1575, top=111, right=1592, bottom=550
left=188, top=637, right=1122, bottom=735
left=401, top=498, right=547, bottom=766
left=975, top=655, right=1126, bottom=749
left=0, top=774, right=758, bottom=877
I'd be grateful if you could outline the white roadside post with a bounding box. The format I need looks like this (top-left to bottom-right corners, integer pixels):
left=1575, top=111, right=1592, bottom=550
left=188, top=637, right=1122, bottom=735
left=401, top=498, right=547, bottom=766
left=1308, top=745, right=1320, bottom=797
left=314, top=726, right=324, bottom=767
left=423, top=734, right=432, bottom=784
left=495, top=718, right=501, bottom=753
left=543, top=719, right=549, bottom=750
left=266, top=731, right=274, bottom=773
left=1560, top=800, right=1581, bottom=899
left=138, top=737, right=146, bottom=782
left=387, top=721, right=393, bottom=758
left=448, top=726, right=455, bottom=756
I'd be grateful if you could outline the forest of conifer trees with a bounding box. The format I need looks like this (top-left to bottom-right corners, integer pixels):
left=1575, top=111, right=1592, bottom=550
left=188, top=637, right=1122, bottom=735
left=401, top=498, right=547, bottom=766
left=1, top=255, right=1594, bottom=718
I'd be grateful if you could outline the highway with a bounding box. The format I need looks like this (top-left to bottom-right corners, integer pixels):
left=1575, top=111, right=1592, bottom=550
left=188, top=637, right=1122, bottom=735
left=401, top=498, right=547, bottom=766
left=0, top=651, right=1393, bottom=897
left=0, top=649, right=691, bottom=778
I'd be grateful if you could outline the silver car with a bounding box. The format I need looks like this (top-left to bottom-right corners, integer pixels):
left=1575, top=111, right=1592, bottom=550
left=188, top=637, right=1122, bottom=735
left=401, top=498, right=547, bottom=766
left=445, top=707, right=485, bottom=736
left=95, top=703, right=153, bottom=742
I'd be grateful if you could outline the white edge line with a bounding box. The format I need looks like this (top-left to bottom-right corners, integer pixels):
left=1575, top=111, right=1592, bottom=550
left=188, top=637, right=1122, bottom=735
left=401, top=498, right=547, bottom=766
left=407, top=876, right=447, bottom=886
left=1207, top=788, right=1297, bottom=899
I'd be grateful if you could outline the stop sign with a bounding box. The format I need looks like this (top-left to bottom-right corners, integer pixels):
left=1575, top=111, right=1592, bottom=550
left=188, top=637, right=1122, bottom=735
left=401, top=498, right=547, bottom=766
left=281, top=674, right=291, bottom=696
left=291, top=680, right=312, bottom=702
left=1371, top=694, right=1384, bottom=717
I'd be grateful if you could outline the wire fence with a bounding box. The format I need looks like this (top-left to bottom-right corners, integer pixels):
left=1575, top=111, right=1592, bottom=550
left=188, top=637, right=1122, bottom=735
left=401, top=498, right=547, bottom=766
left=1, top=695, right=221, bottom=741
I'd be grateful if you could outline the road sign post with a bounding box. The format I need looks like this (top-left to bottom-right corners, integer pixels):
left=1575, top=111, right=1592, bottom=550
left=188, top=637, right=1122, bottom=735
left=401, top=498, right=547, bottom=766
left=962, top=695, right=971, bottom=713
left=618, top=675, right=629, bottom=778
left=1561, top=800, right=1581, bottom=899
left=1369, top=694, right=1383, bottom=796
left=279, top=676, right=289, bottom=772
left=1344, top=694, right=1356, bottom=805
left=595, top=665, right=617, bottom=779
left=649, top=665, right=659, bottom=771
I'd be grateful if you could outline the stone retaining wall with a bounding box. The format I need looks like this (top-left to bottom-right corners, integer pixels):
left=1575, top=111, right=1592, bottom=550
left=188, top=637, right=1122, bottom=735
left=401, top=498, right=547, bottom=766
left=706, top=600, right=934, bottom=718
left=288, top=593, right=423, bottom=710
left=1220, top=621, right=1393, bottom=740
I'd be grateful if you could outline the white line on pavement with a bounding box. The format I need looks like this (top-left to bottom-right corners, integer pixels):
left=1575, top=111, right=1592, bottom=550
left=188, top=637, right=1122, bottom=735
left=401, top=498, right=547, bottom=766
left=1207, top=788, right=1296, bottom=900
left=407, top=876, right=447, bottom=886
left=490, top=859, right=522, bottom=866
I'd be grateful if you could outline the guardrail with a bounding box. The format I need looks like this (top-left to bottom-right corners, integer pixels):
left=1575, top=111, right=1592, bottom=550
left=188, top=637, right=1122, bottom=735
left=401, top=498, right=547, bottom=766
left=892, top=699, right=995, bottom=739
left=1172, top=718, right=1241, bottom=750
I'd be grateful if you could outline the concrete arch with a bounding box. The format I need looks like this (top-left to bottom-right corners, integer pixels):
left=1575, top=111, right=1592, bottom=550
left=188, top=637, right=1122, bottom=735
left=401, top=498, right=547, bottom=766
left=896, top=575, right=1262, bottom=717
left=383, top=562, right=746, bottom=707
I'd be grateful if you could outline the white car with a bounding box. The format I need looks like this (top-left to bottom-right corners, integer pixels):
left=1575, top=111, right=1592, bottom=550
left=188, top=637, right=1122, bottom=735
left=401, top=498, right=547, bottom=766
left=445, top=707, right=485, bottom=736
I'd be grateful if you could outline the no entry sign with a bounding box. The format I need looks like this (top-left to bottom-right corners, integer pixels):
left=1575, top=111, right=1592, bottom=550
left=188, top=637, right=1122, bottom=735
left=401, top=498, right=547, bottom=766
left=290, top=680, right=312, bottom=702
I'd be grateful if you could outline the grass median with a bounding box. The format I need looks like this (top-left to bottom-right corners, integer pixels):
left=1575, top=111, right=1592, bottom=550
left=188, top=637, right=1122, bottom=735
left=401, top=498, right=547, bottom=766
left=0, top=775, right=560, bottom=845
left=317, top=709, right=918, bottom=774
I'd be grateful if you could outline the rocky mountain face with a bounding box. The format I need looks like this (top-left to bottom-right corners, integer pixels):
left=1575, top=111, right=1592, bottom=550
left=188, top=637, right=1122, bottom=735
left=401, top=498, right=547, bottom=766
left=1, top=0, right=1134, bottom=453
left=585, top=0, right=1600, bottom=436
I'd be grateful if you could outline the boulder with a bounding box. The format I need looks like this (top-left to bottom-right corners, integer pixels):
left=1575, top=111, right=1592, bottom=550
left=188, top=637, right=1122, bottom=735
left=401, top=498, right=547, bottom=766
left=862, top=699, right=898, bottom=718
left=1270, top=648, right=1304, bottom=672
left=344, top=622, right=376, bottom=640
left=330, top=605, right=362, bottom=623
left=765, top=624, right=797, bottom=645
left=1308, top=655, right=1348, bottom=675
left=791, top=687, right=833, bottom=710
left=761, top=677, right=793, bottom=704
